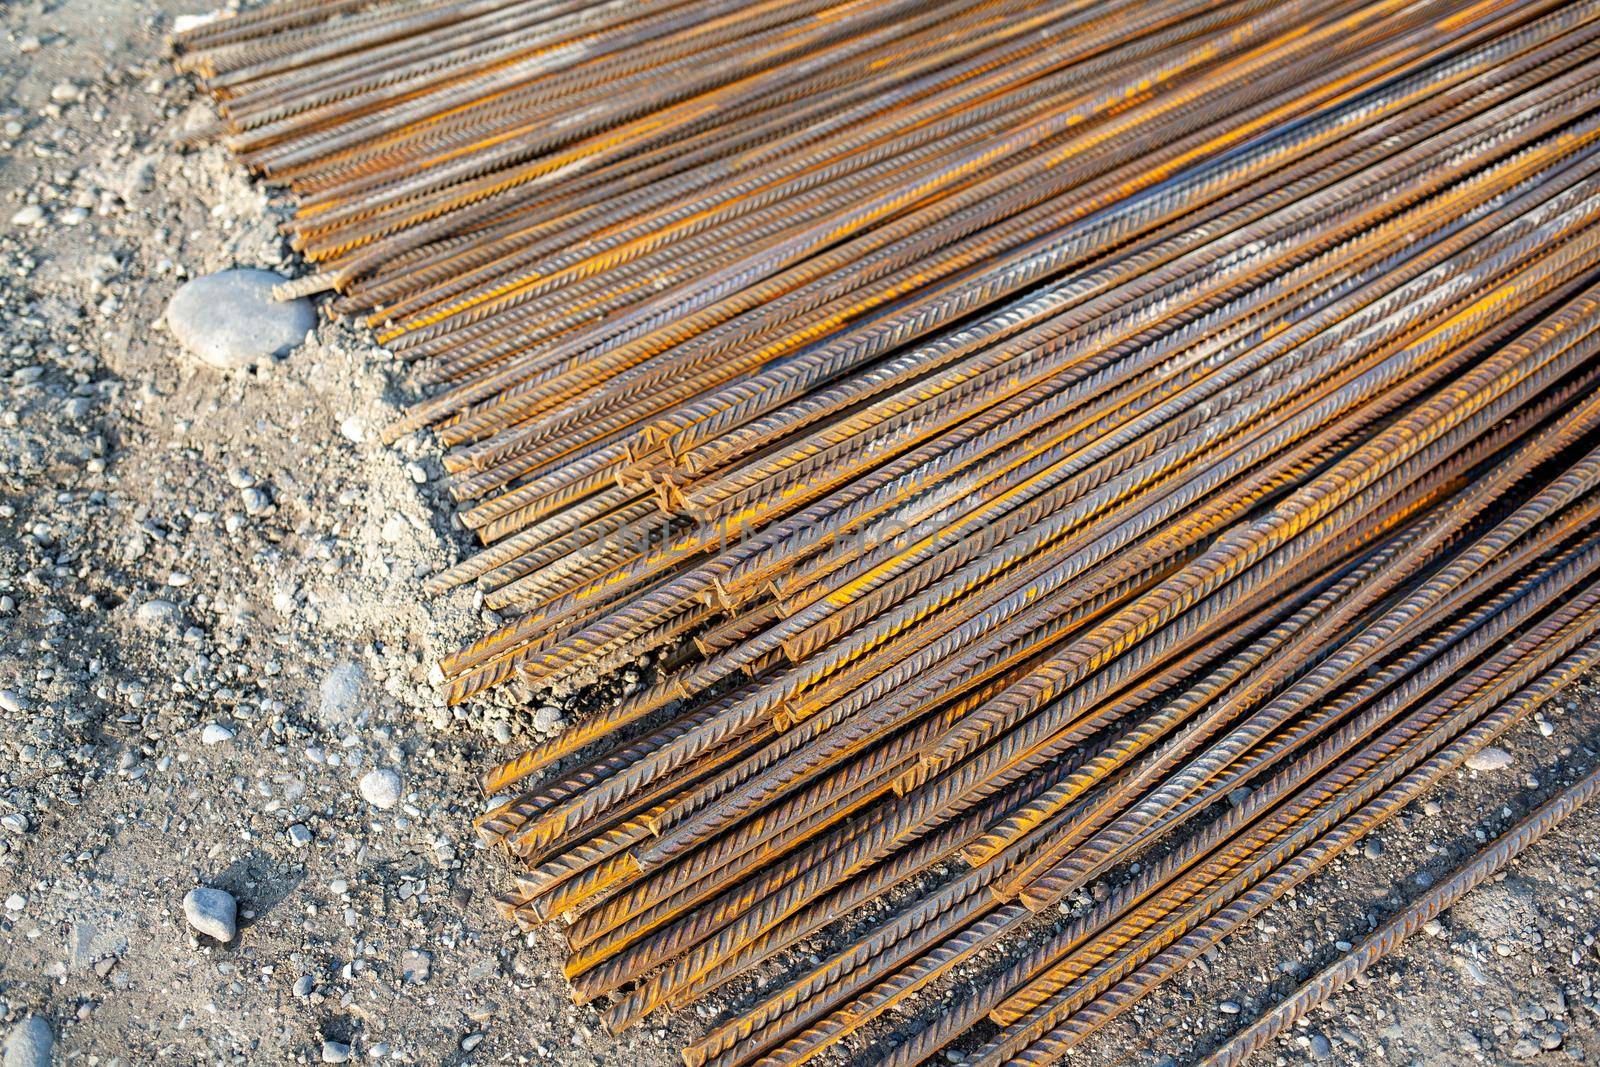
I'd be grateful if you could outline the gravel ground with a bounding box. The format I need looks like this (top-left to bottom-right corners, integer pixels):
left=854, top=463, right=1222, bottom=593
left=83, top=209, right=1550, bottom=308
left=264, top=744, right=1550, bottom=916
left=2, top=3, right=1599, bottom=1066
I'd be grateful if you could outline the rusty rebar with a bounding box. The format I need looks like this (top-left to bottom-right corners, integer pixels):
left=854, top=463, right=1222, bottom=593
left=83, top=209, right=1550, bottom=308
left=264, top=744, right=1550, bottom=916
left=175, top=2, right=1600, bottom=1064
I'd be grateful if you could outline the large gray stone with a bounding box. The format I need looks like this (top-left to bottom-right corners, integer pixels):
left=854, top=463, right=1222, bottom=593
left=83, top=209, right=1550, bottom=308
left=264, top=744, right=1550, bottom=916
left=182, top=886, right=237, bottom=943
left=165, top=269, right=315, bottom=370
left=2, top=1016, right=53, bottom=1067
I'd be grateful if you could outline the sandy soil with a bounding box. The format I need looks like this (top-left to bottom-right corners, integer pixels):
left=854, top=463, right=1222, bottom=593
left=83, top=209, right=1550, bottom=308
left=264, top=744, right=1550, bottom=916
left=1, top=3, right=1598, bottom=1066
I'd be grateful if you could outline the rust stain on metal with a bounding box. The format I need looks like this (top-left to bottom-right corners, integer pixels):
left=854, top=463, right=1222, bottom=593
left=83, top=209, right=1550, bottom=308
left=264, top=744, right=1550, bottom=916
left=176, top=0, right=1600, bottom=1063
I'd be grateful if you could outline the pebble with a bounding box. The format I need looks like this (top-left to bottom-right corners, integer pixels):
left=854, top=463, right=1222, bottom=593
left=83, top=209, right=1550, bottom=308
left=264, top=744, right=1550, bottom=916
left=358, top=769, right=403, bottom=810
left=2, top=1015, right=53, bottom=1067
left=134, top=600, right=181, bottom=628
left=164, top=269, right=316, bottom=370
left=288, top=824, right=313, bottom=848
left=201, top=723, right=234, bottom=745
left=1465, top=746, right=1514, bottom=772
left=173, top=12, right=220, bottom=33
left=9, top=204, right=43, bottom=228
left=1309, top=1034, right=1332, bottom=1060
left=241, top=487, right=271, bottom=515
left=182, top=886, right=237, bottom=943
left=401, top=948, right=432, bottom=984
left=320, top=1040, right=351, bottom=1063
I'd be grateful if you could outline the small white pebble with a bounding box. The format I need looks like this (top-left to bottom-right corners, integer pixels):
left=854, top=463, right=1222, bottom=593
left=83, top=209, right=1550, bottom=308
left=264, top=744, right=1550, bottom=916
left=358, top=769, right=403, bottom=810
left=201, top=723, right=235, bottom=745
left=133, top=598, right=180, bottom=630
left=1464, top=746, right=1513, bottom=772
left=173, top=12, right=221, bottom=33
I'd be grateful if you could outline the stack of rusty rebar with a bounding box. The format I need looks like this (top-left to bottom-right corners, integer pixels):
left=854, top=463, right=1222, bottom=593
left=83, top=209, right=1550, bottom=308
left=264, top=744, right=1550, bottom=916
left=175, top=0, right=1600, bottom=1063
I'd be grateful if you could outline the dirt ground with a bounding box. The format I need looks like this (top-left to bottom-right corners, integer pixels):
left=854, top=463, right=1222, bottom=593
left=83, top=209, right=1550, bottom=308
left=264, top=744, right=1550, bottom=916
left=1, top=2, right=1599, bottom=1065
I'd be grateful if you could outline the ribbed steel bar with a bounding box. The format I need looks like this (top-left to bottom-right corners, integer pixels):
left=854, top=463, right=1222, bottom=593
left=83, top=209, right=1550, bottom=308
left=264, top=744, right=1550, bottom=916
left=176, top=2, right=1600, bottom=1065
left=723, top=435, right=1600, bottom=1067
left=879, top=633, right=1599, bottom=1067
left=1199, top=759, right=1600, bottom=1067
left=993, top=632, right=1600, bottom=1067
left=987, top=515, right=1600, bottom=1041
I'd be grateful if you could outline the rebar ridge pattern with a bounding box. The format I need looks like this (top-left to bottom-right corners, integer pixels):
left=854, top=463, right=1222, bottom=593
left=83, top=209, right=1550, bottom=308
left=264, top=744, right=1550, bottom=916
left=175, top=1, right=1600, bottom=1064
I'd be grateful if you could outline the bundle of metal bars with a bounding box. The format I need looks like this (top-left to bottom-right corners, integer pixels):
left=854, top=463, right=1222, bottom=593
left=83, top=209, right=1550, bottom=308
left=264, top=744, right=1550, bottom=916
left=174, top=0, right=1600, bottom=1063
